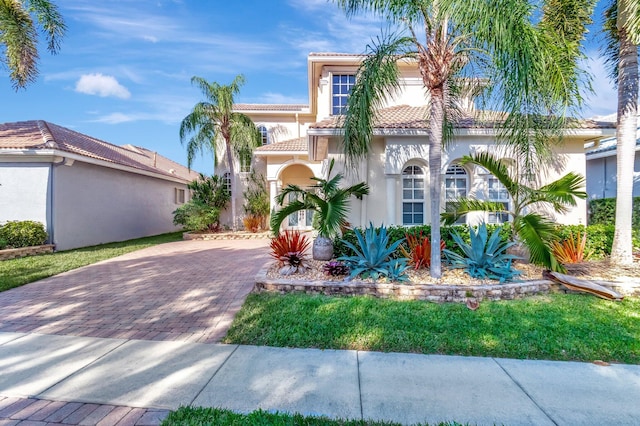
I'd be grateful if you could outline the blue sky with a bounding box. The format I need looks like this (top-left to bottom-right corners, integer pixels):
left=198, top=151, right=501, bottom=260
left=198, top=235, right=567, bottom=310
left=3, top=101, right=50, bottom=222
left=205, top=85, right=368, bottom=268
left=1, top=0, right=618, bottom=174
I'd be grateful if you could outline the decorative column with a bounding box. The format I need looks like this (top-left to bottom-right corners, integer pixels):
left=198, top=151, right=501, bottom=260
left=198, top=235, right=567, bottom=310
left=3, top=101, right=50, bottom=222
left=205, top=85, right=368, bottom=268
left=269, top=180, right=278, bottom=213
left=386, top=174, right=398, bottom=225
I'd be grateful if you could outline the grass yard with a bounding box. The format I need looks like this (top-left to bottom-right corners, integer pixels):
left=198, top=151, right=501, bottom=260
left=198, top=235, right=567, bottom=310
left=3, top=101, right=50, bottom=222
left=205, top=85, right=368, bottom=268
left=224, top=292, right=640, bottom=364
left=162, top=407, right=465, bottom=426
left=0, top=232, right=183, bottom=292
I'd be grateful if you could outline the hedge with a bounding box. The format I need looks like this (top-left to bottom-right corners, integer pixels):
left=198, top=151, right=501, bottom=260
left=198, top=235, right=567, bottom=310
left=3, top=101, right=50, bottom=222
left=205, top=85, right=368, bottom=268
left=334, top=223, right=638, bottom=261
left=0, top=221, right=48, bottom=249
left=589, top=197, right=640, bottom=229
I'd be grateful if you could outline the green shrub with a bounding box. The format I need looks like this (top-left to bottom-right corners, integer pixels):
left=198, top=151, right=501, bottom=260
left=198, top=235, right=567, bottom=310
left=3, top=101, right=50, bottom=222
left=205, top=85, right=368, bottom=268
left=589, top=197, right=640, bottom=229
left=554, top=224, right=640, bottom=259
left=173, top=200, right=221, bottom=232
left=0, top=221, right=48, bottom=248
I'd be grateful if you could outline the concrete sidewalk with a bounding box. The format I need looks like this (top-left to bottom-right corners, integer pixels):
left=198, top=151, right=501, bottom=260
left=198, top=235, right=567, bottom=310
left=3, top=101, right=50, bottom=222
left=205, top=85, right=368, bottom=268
left=1, top=332, right=639, bottom=425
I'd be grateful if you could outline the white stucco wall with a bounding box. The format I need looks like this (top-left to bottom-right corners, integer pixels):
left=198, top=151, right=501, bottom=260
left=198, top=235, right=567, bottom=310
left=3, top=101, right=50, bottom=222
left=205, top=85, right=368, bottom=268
left=0, top=163, right=51, bottom=236
left=53, top=161, right=187, bottom=250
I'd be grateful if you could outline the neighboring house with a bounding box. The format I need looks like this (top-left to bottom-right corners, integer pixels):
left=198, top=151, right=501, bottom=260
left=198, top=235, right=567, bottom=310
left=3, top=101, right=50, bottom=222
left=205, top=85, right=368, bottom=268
left=0, top=121, right=199, bottom=250
left=222, top=53, right=616, bottom=230
left=586, top=130, right=640, bottom=200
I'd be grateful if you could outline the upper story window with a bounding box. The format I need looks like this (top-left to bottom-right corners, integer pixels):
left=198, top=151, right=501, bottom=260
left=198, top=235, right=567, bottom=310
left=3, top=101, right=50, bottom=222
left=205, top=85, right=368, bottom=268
left=223, top=172, right=232, bottom=195
left=258, top=125, right=268, bottom=145
left=402, top=165, right=425, bottom=225
left=445, top=163, right=468, bottom=224
left=332, top=74, right=355, bottom=115
left=487, top=177, right=510, bottom=224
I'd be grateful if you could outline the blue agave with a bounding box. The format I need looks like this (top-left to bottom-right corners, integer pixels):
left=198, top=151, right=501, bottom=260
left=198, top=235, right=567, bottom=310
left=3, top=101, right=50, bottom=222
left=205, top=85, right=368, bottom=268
left=338, top=223, right=409, bottom=282
left=443, top=222, right=521, bottom=283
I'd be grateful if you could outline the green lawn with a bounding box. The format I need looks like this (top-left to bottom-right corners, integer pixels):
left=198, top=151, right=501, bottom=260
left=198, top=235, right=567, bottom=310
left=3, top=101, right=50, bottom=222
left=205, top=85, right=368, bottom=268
left=224, top=292, right=640, bottom=364
left=162, top=407, right=465, bottom=426
left=0, top=232, right=183, bottom=292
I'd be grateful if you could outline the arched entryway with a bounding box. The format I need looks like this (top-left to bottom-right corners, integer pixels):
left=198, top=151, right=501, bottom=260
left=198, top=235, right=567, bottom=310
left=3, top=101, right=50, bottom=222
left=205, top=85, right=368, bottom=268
left=279, top=163, right=316, bottom=230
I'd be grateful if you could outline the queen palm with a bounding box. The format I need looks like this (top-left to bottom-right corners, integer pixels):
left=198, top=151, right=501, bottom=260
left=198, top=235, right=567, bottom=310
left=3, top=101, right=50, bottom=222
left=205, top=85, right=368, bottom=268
left=179, top=75, right=260, bottom=231
left=0, top=0, right=65, bottom=89
left=333, top=0, right=594, bottom=277
left=270, top=159, right=370, bottom=260
left=602, top=0, right=640, bottom=265
left=441, top=152, right=587, bottom=271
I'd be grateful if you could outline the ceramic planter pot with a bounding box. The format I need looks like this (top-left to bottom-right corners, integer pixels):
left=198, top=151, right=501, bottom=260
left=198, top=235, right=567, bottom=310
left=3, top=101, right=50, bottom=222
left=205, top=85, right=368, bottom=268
left=312, top=236, right=334, bottom=261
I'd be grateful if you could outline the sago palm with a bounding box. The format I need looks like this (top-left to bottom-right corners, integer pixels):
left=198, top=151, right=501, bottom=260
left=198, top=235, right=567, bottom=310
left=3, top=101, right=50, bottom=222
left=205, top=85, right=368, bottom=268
left=0, top=0, right=65, bottom=89
left=334, top=0, right=594, bottom=277
left=179, top=75, right=260, bottom=231
left=602, top=0, right=640, bottom=265
left=441, top=152, right=587, bottom=271
left=270, top=159, right=370, bottom=239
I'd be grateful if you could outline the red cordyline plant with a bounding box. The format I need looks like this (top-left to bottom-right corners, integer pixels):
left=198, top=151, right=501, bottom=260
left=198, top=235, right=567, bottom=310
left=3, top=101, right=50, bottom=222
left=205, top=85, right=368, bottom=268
left=270, top=230, right=310, bottom=272
left=399, top=231, right=446, bottom=270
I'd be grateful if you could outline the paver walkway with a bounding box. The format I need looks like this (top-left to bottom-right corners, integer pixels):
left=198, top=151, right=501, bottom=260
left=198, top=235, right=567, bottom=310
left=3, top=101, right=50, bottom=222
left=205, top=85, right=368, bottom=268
left=0, top=239, right=269, bottom=344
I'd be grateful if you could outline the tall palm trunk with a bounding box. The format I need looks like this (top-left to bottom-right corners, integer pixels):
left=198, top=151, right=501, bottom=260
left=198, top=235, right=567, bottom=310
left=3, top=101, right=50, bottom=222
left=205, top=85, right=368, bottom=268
left=611, top=19, right=638, bottom=265
left=429, top=87, right=445, bottom=278
left=225, top=138, right=237, bottom=231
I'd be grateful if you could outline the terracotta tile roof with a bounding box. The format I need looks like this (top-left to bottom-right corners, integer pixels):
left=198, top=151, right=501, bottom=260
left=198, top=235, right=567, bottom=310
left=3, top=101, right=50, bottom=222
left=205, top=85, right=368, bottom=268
left=234, top=104, right=309, bottom=112
left=254, top=137, right=307, bottom=153
left=0, top=120, right=199, bottom=182
left=309, top=105, right=617, bottom=130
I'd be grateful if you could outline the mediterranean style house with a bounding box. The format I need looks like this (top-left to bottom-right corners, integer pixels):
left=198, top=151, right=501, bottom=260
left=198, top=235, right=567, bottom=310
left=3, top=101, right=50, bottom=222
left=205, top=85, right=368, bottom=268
left=0, top=121, right=199, bottom=250
left=222, top=53, right=616, bottom=231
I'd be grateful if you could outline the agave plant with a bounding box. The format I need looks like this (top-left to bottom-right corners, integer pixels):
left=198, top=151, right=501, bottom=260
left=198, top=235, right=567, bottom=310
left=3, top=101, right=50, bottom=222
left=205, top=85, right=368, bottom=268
left=443, top=222, right=521, bottom=283
left=338, top=223, right=409, bottom=282
left=442, top=152, right=587, bottom=271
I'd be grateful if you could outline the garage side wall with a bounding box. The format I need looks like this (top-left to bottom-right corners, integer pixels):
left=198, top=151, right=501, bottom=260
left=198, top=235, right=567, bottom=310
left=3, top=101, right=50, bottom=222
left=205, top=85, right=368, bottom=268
left=0, top=163, right=51, bottom=236
left=53, top=161, right=186, bottom=250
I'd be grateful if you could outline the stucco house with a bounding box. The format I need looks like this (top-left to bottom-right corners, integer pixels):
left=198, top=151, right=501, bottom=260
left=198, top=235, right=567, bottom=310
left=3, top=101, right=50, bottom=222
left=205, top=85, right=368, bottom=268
left=0, top=121, right=199, bottom=250
left=586, top=130, right=640, bottom=200
left=222, top=53, right=616, bottom=230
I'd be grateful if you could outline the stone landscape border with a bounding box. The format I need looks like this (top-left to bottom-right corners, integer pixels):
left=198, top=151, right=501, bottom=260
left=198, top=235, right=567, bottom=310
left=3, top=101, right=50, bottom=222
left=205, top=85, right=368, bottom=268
left=183, top=231, right=270, bottom=241
left=0, top=244, right=55, bottom=261
left=254, top=263, right=640, bottom=302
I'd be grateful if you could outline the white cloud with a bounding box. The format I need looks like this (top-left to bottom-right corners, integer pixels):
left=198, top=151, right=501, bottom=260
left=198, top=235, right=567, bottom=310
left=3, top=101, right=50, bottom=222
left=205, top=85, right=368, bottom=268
left=580, top=53, right=617, bottom=118
left=92, top=112, right=136, bottom=124
left=75, top=74, right=131, bottom=99
left=258, top=92, right=308, bottom=104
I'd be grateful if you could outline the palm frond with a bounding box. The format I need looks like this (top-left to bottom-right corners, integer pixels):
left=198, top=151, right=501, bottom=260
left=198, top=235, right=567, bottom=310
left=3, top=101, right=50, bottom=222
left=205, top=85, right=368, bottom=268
left=342, top=31, right=414, bottom=171
left=459, top=153, right=518, bottom=195
left=270, top=200, right=314, bottom=235
left=28, top=0, right=66, bottom=53
left=441, top=199, right=508, bottom=225
left=534, top=172, right=586, bottom=212
left=515, top=213, right=561, bottom=271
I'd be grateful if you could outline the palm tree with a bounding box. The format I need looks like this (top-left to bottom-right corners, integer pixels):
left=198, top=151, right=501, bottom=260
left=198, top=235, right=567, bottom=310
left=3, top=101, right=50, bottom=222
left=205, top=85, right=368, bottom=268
left=602, top=1, right=639, bottom=265
left=0, top=0, right=65, bottom=89
left=333, top=0, right=595, bottom=277
left=179, top=75, right=260, bottom=231
left=270, top=159, right=370, bottom=260
left=441, top=152, right=588, bottom=271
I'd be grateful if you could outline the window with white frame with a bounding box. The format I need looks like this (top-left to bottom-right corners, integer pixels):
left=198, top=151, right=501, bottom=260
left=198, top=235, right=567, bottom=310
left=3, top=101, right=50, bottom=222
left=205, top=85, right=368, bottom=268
left=445, top=163, right=468, bottom=224
left=223, top=172, right=232, bottom=195
left=239, top=150, right=251, bottom=173
left=258, top=125, right=268, bottom=145
left=332, top=74, right=355, bottom=115
left=487, top=177, right=510, bottom=223
left=402, top=165, right=425, bottom=225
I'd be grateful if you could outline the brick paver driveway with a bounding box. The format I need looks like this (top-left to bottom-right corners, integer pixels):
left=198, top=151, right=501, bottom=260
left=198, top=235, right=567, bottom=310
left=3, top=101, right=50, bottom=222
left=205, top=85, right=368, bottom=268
left=0, top=239, right=270, bottom=344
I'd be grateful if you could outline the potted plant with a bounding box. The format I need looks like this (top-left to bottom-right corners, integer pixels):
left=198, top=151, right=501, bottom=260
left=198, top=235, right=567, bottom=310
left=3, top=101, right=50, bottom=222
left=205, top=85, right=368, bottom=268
left=270, top=159, right=369, bottom=260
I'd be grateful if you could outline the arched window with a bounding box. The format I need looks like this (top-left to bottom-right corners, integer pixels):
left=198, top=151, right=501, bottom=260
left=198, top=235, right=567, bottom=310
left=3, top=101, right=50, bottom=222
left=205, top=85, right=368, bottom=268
left=445, top=163, right=468, bottom=224
left=402, top=165, right=425, bottom=225
left=258, top=125, right=268, bottom=145
left=223, top=172, right=232, bottom=195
